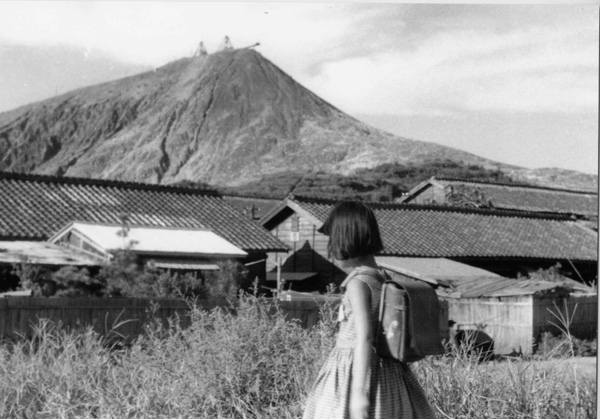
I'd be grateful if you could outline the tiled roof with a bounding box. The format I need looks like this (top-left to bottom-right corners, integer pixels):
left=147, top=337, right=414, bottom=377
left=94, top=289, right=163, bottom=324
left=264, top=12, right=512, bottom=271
left=290, top=197, right=597, bottom=261
left=289, top=198, right=333, bottom=223
left=0, top=172, right=287, bottom=252
left=412, top=177, right=598, bottom=216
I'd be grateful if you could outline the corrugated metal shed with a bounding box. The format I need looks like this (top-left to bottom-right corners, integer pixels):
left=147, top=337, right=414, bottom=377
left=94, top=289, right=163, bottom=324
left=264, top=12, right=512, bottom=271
left=436, top=276, right=592, bottom=298
left=376, top=256, right=501, bottom=285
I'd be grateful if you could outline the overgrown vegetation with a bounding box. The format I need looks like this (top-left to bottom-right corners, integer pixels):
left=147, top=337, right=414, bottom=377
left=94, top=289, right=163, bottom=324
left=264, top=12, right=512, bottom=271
left=536, top=331, right=597, bottom=358
left=0, top=293, right=595, bottom=418
left=10, top=214, right=250, bottom=299
left=445, top=184, right=494, bottom=209
left=13, top=254, right=248, bottom=300
left=215, top=159, right=516, bottom=201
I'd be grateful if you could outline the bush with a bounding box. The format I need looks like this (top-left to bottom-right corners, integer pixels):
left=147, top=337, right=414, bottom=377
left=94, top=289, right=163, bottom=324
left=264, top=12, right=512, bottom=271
left=51, top=266, right=104, bottom=297
left=14, top=251, right=249, bottom=299
left=536, top=332, right=597, bottom=358
left=203, top=260, right=249, bottom=300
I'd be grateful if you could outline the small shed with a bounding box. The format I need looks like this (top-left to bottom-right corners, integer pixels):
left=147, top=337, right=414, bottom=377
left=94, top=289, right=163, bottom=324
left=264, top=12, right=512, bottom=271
left=0, top=241, right=100, bottom=292
left=0, top=241, right=99, bottom=267
left=48, top=221, right=248, bottom=267
left=436, top=276, right=597, bottom=355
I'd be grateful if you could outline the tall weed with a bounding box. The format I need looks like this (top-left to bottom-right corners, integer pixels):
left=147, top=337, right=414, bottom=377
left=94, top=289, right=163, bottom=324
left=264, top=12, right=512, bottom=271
left=0, top=294, right=595, bottom=419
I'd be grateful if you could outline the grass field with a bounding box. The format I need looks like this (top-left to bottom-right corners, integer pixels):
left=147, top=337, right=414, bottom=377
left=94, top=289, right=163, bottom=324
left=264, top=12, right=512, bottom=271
left=0, top=294, right=596, bottom=419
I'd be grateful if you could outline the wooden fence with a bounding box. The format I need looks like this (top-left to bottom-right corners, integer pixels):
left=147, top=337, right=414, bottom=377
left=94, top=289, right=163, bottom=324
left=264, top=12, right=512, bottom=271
left=0, top=297, right=325, bottom=342
left=0, top=297, right=230, bottom=343
left=0, top=296, right=449, bottom=343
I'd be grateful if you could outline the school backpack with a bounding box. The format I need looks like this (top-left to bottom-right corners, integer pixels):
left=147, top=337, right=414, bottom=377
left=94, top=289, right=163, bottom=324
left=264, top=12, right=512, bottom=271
left=375, top=270, right=445, bottom=362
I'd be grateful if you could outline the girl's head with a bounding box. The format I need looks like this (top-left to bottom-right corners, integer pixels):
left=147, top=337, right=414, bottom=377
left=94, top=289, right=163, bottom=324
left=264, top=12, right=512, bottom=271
left=319, top=201, right=384, bottom=261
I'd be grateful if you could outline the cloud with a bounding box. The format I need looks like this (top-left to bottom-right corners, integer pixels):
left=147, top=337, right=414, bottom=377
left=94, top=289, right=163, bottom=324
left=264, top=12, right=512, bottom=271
left=0, top=2, right=596, bottom=116
left=0, top=2, right=356, bottom=66
left=300, top=8, right=598, bottom=116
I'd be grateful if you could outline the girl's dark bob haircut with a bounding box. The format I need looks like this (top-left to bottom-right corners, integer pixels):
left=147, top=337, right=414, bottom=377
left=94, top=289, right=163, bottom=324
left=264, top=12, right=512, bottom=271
left=318, top=201, right=384, bottom=261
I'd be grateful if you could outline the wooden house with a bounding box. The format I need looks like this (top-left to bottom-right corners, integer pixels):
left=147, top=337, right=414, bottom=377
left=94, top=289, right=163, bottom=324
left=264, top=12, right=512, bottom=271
left=260, top=198, right=340, bottom=292
left=49, top=221, right=247, bottom=266
left=397, top=177, right=598, bottom=221
left=0, top=171, right=287, bottom=290
left=260, top=196, right=598, bottom=290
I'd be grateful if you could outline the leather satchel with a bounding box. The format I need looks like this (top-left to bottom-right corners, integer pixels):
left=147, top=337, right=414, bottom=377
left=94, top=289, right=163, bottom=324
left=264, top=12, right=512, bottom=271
left=375, top=271, right=445, bottom=362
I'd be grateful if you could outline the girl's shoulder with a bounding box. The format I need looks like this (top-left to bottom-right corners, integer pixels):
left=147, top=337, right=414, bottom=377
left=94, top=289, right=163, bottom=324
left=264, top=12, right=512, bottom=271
left=340, top=266, right=385, bottom=291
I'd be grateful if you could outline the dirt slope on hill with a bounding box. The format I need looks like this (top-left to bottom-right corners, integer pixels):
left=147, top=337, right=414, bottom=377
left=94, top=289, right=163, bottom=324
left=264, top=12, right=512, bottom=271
left=0, top=49, right=596, bottom=191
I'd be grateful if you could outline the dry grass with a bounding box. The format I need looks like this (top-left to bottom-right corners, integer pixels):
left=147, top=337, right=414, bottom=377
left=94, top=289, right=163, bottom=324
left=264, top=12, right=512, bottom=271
left=0, top=294, right=595, bottom=419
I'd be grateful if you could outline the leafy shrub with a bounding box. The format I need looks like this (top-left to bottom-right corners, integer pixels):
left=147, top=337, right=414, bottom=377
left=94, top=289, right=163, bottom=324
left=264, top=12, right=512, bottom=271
left=14, top=251, right=247, bottom=299
left=51, top=266, right=104, bottom=297
left=537, top=332, right=597, bottom=358
left=446, top=184, right=494, bottom=208
left=149, top=270, right=207, bottom=299
left=10, top=260, right=44, bottom=294
left=203, top=260, right=249, bottom=299
left=521, top=263, right=566, bottom=282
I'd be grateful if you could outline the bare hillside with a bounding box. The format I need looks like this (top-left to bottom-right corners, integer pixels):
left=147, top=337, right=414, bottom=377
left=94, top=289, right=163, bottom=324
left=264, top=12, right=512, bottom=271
left=0, top=49, right=596, bottom=191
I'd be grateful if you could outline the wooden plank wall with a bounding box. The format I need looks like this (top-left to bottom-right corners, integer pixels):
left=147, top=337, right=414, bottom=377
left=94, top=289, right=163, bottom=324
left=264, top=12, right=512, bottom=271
left=0, top=297, right=332, bottom=341
left=445, top=293, right=597, bottom=355
left=269, top=212, right=344, bottom=285
left=445, top=296, right=535, bottom=355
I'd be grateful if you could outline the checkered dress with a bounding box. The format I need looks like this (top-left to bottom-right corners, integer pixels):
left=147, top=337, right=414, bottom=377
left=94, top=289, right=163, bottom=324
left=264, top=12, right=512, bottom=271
left=302, top=267, right=437, bottom=419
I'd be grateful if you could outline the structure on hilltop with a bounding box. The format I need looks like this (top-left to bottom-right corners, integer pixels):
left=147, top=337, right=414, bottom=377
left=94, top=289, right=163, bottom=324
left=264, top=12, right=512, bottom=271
left=193, top=37, right=260, bottom=57
left=194, top=42, right=208, bottom=57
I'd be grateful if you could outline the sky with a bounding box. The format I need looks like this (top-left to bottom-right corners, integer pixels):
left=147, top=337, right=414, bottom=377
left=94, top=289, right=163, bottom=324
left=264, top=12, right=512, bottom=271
left=0, top=2, right=597, bottom=175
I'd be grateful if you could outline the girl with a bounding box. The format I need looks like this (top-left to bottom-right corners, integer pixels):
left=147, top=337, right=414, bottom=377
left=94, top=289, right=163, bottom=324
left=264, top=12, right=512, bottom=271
left=303, top=201, right=436, bottom=419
